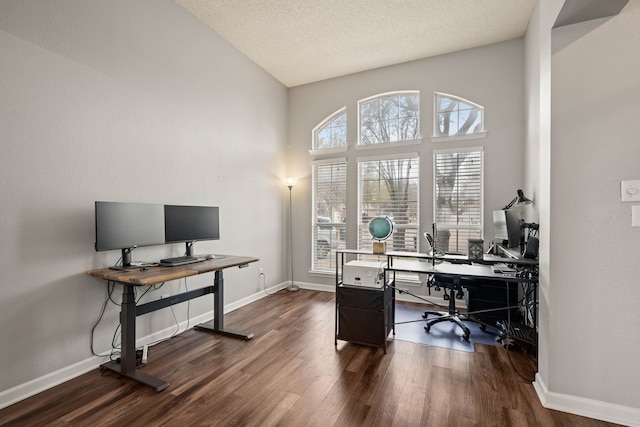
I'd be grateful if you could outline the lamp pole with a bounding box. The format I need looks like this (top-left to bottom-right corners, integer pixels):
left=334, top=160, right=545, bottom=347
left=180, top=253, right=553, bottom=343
left=286, top=178, right=299, bottom=291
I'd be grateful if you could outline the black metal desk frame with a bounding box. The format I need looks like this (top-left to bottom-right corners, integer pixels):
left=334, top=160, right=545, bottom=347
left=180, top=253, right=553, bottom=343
left=88, top=256, right=257, bottom=391
left=335, top=250, right=538, bottom=350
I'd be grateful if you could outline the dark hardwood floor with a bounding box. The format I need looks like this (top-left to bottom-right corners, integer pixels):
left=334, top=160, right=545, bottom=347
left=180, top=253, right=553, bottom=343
left=0, top=289, right=618, bottom=426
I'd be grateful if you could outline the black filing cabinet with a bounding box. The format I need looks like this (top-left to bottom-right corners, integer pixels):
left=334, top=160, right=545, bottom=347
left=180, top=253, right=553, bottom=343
left=335, top=283, right=394, bottom=353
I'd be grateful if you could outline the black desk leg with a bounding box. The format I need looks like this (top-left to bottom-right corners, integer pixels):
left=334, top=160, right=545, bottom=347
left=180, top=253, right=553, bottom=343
left=101, top=284, right=170, bottom=392
left=195, top=270, right=254, bottom=340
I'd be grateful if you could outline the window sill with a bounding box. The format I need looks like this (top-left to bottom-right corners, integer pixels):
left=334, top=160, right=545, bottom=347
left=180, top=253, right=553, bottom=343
left=431, top=132, right=487, bottom=143
left=309, top=146, right=348, bottom=156
left=355, top=138, right=422, bottom=150
left=309, top=270, right=336, bottom=277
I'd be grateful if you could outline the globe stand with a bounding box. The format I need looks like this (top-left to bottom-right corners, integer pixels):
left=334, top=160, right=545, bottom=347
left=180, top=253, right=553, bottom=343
left=373, top=241, right=386, bottom=254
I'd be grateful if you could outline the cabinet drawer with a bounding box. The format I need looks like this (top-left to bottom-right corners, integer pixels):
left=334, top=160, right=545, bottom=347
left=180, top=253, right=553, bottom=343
left=336, top=306, right=387, bottom=346
left=336, top=285, right=385, bottom=310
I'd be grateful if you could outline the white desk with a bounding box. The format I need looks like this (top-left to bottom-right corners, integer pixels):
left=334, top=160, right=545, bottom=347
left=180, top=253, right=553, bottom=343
left=335, top=250, right=538, bottom=348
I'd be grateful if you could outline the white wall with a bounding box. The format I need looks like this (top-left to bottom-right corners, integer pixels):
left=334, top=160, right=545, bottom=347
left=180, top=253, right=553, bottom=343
left=524, top=0, right=558, bottom=405
left=527, top=0, right=640, bottom=424
left=0, top=0, right=287, bottom=398
left=287, top=40, right=527, bottom=293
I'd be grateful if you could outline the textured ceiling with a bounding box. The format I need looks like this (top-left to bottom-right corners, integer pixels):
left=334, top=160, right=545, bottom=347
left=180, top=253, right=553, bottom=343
left=175, top=0, right=536, bottom=87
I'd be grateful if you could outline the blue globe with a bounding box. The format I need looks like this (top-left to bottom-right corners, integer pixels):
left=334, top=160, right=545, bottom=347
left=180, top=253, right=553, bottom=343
left=368, top=217, right=393, bottom=240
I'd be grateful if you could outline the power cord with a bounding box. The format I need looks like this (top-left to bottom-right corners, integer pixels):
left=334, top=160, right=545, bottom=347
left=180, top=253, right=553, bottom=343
left=260, top=269, right=275, bottom=295
left=90, top=281, right=117, bottom=357
left=504, top=340, right=536, bottom=382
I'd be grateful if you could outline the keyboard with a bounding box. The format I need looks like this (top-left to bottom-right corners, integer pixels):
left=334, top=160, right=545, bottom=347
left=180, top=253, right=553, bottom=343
left=491, top=264, right=517, bottom=274
left=159, top=256, right=201, bottom=267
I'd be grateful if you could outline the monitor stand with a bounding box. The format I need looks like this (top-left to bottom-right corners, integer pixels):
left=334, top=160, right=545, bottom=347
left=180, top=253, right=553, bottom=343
left=487, top=243, right=520, bottom=259
left=109, top=247, right=136, bottom=271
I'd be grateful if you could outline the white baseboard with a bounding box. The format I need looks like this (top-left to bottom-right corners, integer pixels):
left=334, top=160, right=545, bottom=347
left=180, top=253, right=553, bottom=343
left=0, top=281, right=288, bottom=411
left=534, top=373, right=640, bottom=427
left=0, top=354, right=105, bottom=411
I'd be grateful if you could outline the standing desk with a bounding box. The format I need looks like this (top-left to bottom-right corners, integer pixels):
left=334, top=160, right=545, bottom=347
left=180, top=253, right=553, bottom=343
left=86, top=255, right=258, bottom=391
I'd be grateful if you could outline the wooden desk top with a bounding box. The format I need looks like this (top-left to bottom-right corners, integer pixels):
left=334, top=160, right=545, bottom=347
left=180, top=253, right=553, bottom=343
left=86, top=255, right=259, bottom=286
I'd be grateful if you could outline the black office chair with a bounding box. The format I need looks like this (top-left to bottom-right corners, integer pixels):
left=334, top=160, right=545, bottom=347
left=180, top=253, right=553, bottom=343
left=423, top=274, right=471, bottom=341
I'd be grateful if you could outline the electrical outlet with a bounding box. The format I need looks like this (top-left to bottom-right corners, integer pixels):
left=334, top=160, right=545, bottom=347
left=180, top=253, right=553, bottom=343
left=259, top=267, right=264, bottom=275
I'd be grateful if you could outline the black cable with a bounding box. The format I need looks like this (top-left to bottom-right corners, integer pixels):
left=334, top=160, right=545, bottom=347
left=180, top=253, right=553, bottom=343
left=90, top=281, right=116, bottom=357
left=107, top=282, right=120, bottom=306
left=108, top=284, right=155, bottom=361
left=388, top=282, right=448, bottom=310
left=504, top=340, right=535, bottom=382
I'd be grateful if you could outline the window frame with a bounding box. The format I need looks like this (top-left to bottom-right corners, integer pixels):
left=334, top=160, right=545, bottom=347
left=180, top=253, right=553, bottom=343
left=310, top=158, right=347, bottom=273
left=432, top=92, right=487, bottom=142
left=357, top=153, right=420, bottom=255
left=357, top=91, right=421, bottom=148
left=433, top=147, right=484, bottom=254
left=310, top=107, right=348, bottom=155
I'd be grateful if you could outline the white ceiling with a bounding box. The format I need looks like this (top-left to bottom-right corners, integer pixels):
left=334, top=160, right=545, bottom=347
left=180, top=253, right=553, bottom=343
left=175, top=0, right=536, bottom=87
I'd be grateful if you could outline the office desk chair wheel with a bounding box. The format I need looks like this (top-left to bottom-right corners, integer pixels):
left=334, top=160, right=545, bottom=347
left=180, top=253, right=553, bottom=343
left=423, top=313, right=471, bottom=341
left=422, top=277, right=472, bottom=341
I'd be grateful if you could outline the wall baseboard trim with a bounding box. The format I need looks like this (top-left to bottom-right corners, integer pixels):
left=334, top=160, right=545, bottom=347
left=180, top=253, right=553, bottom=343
left=534, top=374, right=640, bottom=427
left=0, top=281, right=288, bottom=411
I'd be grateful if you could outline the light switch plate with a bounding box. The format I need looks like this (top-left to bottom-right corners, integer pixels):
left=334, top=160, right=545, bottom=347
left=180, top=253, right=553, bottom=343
left=621, top=180, right=640, bottom=202
left=633, top=206, right=640, bottom=227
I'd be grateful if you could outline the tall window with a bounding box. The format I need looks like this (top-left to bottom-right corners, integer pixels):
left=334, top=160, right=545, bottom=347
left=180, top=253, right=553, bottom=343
left=434, top=92, right=485, bottom=138
left=359, top=91, right=420, bottom=145
left=433, top=148, right=483, bottom=254
left=313, top=108, right=347, bottom=150
left=358, top=155, right=419, bottom=253
left=312, top=160, right=346, bottom=272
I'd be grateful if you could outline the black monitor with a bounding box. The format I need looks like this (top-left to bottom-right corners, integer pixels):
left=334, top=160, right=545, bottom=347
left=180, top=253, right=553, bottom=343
left=493, top=209, right=521, bottom=249
left=95, top=201, right=165, bottom=269
left=164, top=205, right=219, bottom=256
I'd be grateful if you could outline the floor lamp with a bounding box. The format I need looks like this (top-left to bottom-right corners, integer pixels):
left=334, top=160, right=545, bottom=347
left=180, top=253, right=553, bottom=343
left=286, top=178, right=299, bottom=291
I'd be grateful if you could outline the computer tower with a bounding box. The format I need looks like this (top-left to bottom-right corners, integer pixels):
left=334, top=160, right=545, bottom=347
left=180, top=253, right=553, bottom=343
left=465, top=278, right=519, bottom=326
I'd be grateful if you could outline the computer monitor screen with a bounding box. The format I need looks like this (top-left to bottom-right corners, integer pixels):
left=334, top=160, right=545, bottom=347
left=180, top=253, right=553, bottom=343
left=95, top=201, right=165, bottom=252
left=164, top=205, right=220, bottom=245
left=493, top=209, right=521, bottom=249
left=493, top=210, right=508, bottom=241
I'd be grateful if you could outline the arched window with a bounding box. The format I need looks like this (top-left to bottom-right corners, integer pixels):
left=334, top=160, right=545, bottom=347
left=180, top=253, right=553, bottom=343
left=433, top=92, right=485, bottom=140
left=359, top=91, right=420, bottom=145
left=312, top=107, right=347, bottom=150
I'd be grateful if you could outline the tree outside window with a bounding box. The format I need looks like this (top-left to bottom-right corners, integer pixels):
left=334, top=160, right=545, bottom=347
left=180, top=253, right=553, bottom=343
left=433, top=149, right=483, bottom=253
left=359, top=157, right=419, bottom=253
left=434, top=92, right=484, bottom=138
left=313, top=108, right=347, bottom=150
left=359, top=92, right=420, bottom=145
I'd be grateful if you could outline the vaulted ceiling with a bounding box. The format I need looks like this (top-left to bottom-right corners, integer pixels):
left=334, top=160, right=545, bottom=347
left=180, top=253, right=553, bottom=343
left=175, top=0, right=537, bottom=87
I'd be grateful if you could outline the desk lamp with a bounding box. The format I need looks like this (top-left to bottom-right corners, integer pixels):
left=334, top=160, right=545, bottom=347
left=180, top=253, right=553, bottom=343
left=286, top=178, right=299, bottom=291
left=503, top=189, right=533, bottom=210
